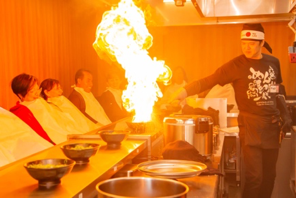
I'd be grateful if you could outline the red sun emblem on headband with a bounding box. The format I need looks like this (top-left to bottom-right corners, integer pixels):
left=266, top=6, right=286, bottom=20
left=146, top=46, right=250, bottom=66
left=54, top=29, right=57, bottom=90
left=246, top=32, right=251, bottom=37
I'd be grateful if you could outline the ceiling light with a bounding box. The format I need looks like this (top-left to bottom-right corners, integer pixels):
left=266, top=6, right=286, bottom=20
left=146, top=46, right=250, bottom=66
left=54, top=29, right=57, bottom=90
left=163, top=0, right=186, bottom=7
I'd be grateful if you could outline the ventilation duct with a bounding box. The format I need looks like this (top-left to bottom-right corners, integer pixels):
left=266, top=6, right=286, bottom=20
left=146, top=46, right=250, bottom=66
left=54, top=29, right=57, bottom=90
left=191, top=0, right=295, bottom=17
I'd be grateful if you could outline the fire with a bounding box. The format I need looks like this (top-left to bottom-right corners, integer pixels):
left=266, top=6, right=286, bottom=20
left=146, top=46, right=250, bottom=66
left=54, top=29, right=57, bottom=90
left=93, top=0, right=171, bottom=122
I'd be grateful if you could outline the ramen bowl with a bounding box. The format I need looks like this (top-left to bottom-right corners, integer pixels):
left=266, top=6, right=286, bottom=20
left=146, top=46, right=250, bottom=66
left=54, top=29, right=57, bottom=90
left=60, top=143, right=100, bottom=165
left=98, top=130, right=130, bottom=149
left=24, top=158, right=75, bottom=189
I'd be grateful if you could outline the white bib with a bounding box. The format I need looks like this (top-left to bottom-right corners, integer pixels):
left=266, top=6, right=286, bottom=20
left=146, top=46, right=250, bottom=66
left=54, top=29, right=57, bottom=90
left=0, top=107, right=52, bottom=167
left=74, top=87, right=111, bottom=125
left=48, top=96, right=98, bottom=131
left=22, top=98, right=83, bottom=144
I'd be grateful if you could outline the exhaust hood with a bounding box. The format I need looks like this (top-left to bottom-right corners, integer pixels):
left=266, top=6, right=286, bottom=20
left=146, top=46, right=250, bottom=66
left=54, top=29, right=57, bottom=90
left=96, top=0, right=296, bottom=26
left=192, top=0, right=294, bottom=17
left=147, top=0, right=296, bottom=26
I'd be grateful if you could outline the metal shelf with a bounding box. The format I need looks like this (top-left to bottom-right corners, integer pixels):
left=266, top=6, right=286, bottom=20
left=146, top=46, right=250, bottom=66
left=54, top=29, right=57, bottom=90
left=223, top=135, right=241, bottom=183
left=225, top=169, right=236, bottom=174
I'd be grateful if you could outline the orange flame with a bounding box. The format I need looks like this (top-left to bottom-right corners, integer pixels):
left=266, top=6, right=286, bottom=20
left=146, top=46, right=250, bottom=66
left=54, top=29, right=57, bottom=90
left=93, top=0, right=171, bottom=122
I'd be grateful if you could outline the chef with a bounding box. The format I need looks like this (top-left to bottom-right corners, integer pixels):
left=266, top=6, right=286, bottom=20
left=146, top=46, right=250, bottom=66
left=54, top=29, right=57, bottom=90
left=169, top=23, right=293, bottom=198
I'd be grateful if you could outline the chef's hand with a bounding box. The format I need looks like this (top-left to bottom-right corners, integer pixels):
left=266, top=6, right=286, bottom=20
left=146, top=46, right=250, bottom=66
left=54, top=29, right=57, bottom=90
left=168, top=87, right=188, bottom=106
left=282, top=117, right=293, bottom=134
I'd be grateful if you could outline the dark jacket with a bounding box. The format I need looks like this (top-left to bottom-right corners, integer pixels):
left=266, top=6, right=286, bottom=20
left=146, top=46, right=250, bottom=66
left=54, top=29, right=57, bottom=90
left=97, top=90, right=129, bottom=122
left=68, top=89, right=98, bottom=124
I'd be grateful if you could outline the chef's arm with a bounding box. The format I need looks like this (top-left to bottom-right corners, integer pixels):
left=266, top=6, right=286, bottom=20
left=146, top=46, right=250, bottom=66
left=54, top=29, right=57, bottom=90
left=168, top=74, right=219, bottom=104
left=185, top=75, right=218, bottom=96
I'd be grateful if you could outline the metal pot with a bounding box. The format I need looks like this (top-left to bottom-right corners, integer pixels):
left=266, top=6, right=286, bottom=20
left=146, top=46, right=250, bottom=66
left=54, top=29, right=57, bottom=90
left=96, top=177, right=188, bottom=198
left=163, top=115, right=213, bottom=156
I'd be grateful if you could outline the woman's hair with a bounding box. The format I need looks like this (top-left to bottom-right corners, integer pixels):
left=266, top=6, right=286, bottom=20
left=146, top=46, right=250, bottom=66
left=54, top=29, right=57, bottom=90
left=171, top=66, right=188, bottom=83
left=11, top=73, right=38, bottom=100
left=40, top=78, right=60, bottom=100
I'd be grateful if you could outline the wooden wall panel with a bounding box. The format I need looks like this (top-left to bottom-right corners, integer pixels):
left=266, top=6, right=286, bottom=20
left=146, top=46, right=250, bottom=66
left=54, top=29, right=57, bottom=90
left=0, top=0, right=105, bottom=110
left=148, top=22, right=296, bottom=96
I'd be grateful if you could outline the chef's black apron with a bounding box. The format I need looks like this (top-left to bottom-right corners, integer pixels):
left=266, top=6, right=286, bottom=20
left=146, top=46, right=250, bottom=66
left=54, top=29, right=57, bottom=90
left=238, top=111, right=281, bottom=149
left=238, top=111, right=280, bottom=198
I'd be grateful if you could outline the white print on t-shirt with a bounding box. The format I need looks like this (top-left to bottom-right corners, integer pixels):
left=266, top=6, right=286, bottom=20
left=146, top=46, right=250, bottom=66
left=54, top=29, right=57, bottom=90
left=247, top=66, right=276, bottom=102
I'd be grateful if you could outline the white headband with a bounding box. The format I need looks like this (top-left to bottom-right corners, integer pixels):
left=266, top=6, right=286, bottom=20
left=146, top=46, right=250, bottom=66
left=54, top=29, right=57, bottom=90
left=241, top=30, right=264, bottom=40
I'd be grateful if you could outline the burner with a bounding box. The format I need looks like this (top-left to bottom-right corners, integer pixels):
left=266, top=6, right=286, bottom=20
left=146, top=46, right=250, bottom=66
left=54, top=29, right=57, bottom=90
left=126, top=122, right=146, bottom=134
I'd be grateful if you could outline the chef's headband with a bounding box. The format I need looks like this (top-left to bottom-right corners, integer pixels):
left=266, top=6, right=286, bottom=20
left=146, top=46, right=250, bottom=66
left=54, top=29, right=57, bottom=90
left=241, top=23, right=272, bottom=54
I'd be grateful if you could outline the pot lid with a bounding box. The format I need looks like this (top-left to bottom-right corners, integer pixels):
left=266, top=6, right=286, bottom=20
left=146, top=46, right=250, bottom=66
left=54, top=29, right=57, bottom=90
left=163, top=115, right=212, bottom=125
left=137, top=159, right=207, bottom=179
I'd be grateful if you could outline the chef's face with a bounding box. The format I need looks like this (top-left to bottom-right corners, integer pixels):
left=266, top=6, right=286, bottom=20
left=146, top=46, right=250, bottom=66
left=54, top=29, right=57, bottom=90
left=23, top=82, right=41, bottom=102
left=241, top=40, right=264, bottom=59
left=45, top=83, right=63, bottom=98
left=77, top=71, right=93, bottom=93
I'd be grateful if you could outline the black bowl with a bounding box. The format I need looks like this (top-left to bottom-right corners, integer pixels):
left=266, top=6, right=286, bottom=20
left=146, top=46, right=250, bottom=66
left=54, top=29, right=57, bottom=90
left=98, top=130, right=130, bottom=149
left=24, top=158, right=75, bottom=189
left=60, top=143, right=100, bottom=165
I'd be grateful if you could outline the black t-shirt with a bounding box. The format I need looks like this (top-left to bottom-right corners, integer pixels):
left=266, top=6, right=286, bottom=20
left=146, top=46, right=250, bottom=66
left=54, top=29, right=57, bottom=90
left=185, top=53, right=282, bottom=116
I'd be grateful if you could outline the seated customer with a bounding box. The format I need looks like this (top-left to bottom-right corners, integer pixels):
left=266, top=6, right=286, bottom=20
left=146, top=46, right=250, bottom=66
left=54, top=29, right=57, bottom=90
left=10, top=73, right=85, bottom=144
left=40, top=78, right=100, bottom=130
left=68, top=69, right=111, bottom=125
left=0, top=107, right=52, bottom=167
left=98, top=73, right=129, bottom=122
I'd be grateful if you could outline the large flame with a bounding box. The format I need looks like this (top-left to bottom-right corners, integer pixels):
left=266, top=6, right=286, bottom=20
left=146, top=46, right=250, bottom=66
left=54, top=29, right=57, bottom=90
left=93, top=0, right=171, bottom=122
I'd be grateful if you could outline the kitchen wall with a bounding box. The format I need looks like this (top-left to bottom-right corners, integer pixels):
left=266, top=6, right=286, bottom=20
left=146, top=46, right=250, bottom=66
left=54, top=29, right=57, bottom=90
left=0, top=0, right=113, bottom=110
left=148, top=22, right=296, bottom=96
left=1, top=0, right=295, bottom=110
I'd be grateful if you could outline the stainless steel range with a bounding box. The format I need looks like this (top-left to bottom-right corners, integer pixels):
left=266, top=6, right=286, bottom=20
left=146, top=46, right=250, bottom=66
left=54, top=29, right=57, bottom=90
left=286, top=100, right=296, bottom=196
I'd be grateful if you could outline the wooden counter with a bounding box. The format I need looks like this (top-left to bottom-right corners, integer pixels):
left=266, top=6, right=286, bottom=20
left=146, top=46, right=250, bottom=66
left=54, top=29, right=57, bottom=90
left=0, top=139, right=146, bottom=198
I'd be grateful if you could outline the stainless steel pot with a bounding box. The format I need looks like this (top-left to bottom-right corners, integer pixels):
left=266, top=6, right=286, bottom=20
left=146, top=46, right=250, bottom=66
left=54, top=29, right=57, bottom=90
left=163, top=115, right=213, bottom=156
left=96, top=177, right=188, bottom=198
